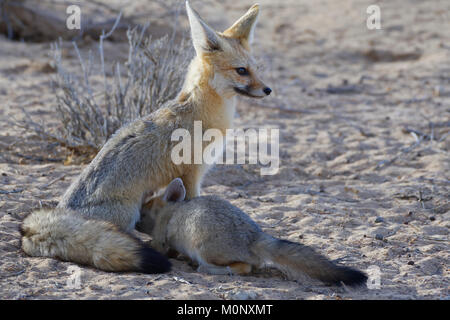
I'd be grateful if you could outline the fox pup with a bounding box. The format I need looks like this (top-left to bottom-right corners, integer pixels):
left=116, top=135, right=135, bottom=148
left=20, top=2, right=271, bottom=273
left=138, top=178, right=368, bottom=286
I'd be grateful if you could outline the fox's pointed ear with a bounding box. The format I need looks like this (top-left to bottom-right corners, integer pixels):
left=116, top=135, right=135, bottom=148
left=186, top=1, right=221, bottom=54
left=223, top=4, right=259, bottom=49
left=163, top=178, right=186, bottom=203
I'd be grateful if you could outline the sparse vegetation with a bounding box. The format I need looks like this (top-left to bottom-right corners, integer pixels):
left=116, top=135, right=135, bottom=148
left=15, top=17, right=193, bottom=154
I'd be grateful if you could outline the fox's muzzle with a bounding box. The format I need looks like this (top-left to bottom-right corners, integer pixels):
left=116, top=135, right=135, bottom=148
left=234, top=85, right=271, bottom=98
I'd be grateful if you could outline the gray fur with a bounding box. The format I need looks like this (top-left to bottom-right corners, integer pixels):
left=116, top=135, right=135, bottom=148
left=58, top=100, right=197, bottom=231
left=140, top=180, right=367, bottom=286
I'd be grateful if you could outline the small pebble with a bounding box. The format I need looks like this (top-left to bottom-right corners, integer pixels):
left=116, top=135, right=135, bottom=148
left=228, top=290, right=258, bottom=300
left=374, top=217, right=385, bottom=223
left=375, top=234, right=384, bottom=240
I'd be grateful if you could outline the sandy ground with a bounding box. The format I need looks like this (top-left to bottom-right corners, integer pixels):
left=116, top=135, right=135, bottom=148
left=0, top=0, right=449, bottom=299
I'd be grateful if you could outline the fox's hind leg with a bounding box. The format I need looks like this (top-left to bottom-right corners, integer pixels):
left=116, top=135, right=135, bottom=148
left=229, top=262, right=252, bottom=275
left=198, top=264, right=233, bottom=275
left=197, top=262, right=252, bottom=276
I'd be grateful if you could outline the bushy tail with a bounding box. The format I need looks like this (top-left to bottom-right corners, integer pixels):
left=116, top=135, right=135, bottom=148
left=252, top=235, right=367, bottom=286
left=20, top=208, right=171, bottom=274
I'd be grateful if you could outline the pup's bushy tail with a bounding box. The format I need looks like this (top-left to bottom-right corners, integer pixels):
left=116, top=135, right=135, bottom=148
left=252, top=235, right=367, bottom=286
left=20, top=208, right=171, bottom=273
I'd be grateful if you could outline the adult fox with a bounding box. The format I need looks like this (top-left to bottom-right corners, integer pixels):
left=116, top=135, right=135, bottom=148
left=20, top=2, right=271, bottom=273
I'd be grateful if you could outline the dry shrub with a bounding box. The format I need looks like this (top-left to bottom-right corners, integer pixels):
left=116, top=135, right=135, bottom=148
left=16, top=18, right=193, bottom=154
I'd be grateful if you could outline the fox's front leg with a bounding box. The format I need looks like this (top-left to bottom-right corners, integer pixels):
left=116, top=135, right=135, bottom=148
left=182, top=173, right=201, bottom=199
left=182, top=164, right=207, bottom=199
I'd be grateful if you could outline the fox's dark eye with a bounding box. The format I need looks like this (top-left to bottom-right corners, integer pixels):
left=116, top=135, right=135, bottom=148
left=236, top=67, right=249, bottom=76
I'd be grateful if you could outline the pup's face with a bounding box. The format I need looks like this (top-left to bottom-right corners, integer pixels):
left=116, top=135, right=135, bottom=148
left=139, top=178, right=186, bottom=235
left=140, top=197, right=165, bottom=234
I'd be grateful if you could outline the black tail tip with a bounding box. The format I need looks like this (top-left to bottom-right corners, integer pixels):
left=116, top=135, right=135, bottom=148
left=335, top=267, right=368, bottom=287
left=139, top=247, right=172, bottom=274
left=320, top=266, right=368, bottom=287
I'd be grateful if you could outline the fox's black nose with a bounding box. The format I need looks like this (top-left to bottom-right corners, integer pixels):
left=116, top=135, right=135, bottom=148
left=263, top=87, right=272, bottom=95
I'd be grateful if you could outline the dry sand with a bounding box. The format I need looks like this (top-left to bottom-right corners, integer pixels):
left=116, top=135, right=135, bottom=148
left=0, top=0, right=449, bottom=299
